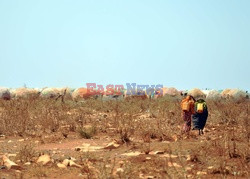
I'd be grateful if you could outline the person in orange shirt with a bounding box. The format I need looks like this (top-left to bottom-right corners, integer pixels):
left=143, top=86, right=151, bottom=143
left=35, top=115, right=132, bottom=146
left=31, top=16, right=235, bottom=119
left=181, top=95, right=196, bottom=133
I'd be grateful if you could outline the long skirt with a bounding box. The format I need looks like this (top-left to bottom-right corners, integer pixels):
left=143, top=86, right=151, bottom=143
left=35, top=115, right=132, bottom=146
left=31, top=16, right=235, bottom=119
left=192, top=111, right=208, bottom=130
left=182, top=111, right=192, bottom=132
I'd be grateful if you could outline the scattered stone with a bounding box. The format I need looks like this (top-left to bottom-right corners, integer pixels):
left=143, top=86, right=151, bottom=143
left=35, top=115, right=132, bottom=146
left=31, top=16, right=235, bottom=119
left=75, top=144, right=103, bottom=152
left=24, top=162, right=31, bottom=166
left=69, top=157, right=76, bottom=161
left=8, top=154, right=17, bottom=158
left=162, top=141, right=170, bottom=144
left=34, top=140, right=39, bottom=144
left=105, top=164, right=111, bottom=168
left=116, top=168, right=124, bottom=174
left=57, top=163, right=67, bottom=169
left=150, top=151, right=164, bottom=155
left=197, top=171, right=207, bottom=175
left=62, top=159, right=70, bottom=166
left=7, top=140, right=12, bottom=143
left=186, top=155, right=191, bottom=161
left=69, top=160, right=81, bottom=168
left=121, top=151, right=141, bottom=157
left=104, top=142, right=120, bottom=150
left=168, top=162, right=181, bottom=168
left=139, top=173, right=144, bottom=178
left=2, top=155, right=21, bottom=170
left=37, top=154, right=51, bottom=165
left=18, top=139, right=24, bottom=142
left=161, top=154, right=178, bottom=158
left=207, top=166, right=214, bottom=170
left=146, top=157, right=151, bottom=160
left=185, top=167, right=192, bottom=171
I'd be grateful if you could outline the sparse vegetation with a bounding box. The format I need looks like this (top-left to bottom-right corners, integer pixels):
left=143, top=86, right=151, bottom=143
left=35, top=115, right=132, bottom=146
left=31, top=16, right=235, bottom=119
left=78, top=125, right=97, bottom=139
left=16, top=144, right=36, bottom=163
left=0, top=97, right=249, bottom=178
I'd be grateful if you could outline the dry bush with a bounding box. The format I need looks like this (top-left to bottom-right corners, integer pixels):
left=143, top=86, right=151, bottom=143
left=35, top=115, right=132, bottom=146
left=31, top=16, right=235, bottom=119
left=0, top=95, right=249, bottom=178
left=16, top=144, right=37, bottom=163
left=78, top=125, right=97, bottom=139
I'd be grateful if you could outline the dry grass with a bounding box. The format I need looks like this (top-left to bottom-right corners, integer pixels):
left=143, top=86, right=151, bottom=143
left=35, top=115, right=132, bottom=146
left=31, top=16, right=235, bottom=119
left=0, top=96, right=249, bottom=178
left=16, top=144, right=37, bottom=163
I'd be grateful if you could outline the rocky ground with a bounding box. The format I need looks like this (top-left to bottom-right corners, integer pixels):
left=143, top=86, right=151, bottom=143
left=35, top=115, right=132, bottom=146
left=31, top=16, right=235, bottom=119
left=0, top=98, right=249, bottom=178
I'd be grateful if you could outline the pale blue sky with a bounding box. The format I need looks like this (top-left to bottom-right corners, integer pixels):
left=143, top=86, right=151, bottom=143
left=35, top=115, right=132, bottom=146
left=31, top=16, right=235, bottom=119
left=0, top=0, right=249, bottom=90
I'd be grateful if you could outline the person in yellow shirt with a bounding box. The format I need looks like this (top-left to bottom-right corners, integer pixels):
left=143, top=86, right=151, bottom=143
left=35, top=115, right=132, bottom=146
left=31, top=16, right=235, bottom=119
left=181, top=95, right=196, bottom=133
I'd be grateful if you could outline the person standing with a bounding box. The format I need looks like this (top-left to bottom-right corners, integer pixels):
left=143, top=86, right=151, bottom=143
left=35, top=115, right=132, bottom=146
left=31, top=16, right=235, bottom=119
left=181, top=95, right=196, bottom=133
left=192, top=99, right=208, bottom=135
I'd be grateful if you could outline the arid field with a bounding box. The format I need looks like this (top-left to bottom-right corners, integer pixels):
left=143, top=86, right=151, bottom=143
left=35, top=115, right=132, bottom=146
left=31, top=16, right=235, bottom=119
left=0, top=96, right=249, bottom=178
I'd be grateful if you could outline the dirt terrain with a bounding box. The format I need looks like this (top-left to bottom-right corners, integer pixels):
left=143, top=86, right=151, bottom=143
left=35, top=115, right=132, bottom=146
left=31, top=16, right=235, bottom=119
left=0, top=97, right=249, bottom=178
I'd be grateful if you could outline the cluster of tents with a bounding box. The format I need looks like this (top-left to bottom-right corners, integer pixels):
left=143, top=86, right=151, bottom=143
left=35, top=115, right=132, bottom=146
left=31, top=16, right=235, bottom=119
left=0, top=87, right=248, bottom=101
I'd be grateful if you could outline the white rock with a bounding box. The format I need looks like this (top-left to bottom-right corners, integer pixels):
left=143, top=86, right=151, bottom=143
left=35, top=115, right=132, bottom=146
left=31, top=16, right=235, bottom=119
left=37, top=154, right=51, bottom=165
left=62, top=159, right=70, bottom=166
left=104, top=142, right=120, bottom=150
left=197, top=171, right=207, bottom=175
left=207, top=166, right=214, bottom=170
left=2, top=155, right=21, bottom=170
left=57, top=163, right=67, bottom=169
left=69, top=160, right=81, bottom=168
left=8, top=154, right=17, bottom=157
left=121, top=151, right=141, bottom=157
left=149, top=151, right=164, bottom=155
left=116, top=168, right=124, bottom=173
left=161, top=154, right=178, bottom=158
left=75, top=144, right=103, bottom=152
left=168, top=162, right=181, bottom=168
left=186, top=155, right=191, bottom=161
left=69, top=157, right=76, bottom=161
left=24, top=162, right=31, bottom=166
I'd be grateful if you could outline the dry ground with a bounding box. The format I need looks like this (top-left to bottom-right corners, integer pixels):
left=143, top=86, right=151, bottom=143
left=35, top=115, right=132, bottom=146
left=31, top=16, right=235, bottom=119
left=0, top=97, right=249, bottom=178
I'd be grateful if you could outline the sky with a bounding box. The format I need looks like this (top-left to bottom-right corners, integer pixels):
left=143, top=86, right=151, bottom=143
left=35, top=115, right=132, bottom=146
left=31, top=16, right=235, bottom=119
left=0, top=0, right=249, bottom=90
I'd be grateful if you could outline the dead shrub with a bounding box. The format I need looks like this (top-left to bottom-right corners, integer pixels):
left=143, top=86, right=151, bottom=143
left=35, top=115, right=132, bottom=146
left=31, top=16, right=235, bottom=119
left=16, top=144, right=36, bottom=163
left=78, top=126, right=97, bottom=139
